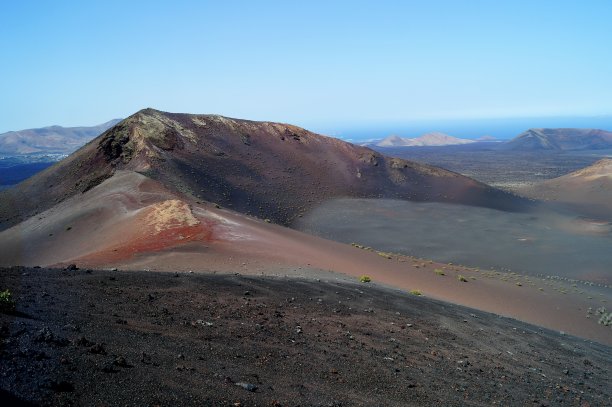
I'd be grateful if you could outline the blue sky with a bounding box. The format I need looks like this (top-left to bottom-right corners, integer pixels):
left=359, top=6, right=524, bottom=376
left=1, top=1, right=611, bottom=138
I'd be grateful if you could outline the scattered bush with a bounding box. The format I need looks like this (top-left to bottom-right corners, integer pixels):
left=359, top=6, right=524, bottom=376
left=457, top=275, right=468, bottom=282
left=434, top=269, right=445, bottom=276
left=595, top=307, right=612, bottom=327
left=409, top=290, right=422, bottom=296
left=359, top=275, right=371, bottom=283
left=0, top=289, right=16, bottom=313
left=377, top=251, right=392, bottom=259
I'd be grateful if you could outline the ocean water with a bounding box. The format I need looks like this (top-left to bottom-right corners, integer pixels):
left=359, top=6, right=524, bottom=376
left=294, top=199, right=612, bottom=285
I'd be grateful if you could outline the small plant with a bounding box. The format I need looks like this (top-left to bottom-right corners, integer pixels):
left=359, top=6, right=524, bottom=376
left=377, top=251, right=392, bottom=259
left=409, top=290, right=422, bottom=296
left=0, top=289, right=16, bottom=313
left=457, top=275, right=468, bottom=282
left=516, top=282, right=522, bottom=287
left=595, top=307, right=612, bottom=327
left=359, top=275, right=371, bottom=283
left=434, top=269, right=445, bottom=276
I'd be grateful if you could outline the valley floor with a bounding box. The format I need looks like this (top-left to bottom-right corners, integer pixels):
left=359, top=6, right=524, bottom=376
left=1, top=267, right=610, bottom=406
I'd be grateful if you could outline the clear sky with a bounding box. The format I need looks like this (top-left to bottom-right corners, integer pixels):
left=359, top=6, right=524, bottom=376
left=1, top=1, right=611, bottom=136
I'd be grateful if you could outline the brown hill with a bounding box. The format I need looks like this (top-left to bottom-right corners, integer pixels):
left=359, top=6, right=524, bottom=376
left=504, top=128, right=612, bottom=151
left=0, top=110, right=609, bottom=346
left=376, top=132, right=475, bottom=147
left=518, top=158, right=612, bottom=219
left=0, top=108, right=528, bottom=230
left=0, top=119, right=121, bottom=155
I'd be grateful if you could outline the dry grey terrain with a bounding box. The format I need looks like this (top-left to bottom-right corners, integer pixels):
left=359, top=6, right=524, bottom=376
left=295, top=199, right=612, bottom=285
left=374, top=145, right=610, bottom=190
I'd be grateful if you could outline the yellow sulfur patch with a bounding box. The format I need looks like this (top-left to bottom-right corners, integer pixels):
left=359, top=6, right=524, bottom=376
left=145, top=200, right=200, bottom=233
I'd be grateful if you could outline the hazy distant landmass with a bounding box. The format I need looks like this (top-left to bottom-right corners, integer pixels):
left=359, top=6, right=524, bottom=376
left=0, top=120, right=122, bottom=188
left=476, top=135, right=498, bottom=141
left=368, top=132, right=475, bottom=147
left=0, top=119, right=121, bottom=155
left=504, top=128, right=612, bottom=151
left=332, top=115, right=612, bottom=142
left=371, top=128, right=612, bottom=152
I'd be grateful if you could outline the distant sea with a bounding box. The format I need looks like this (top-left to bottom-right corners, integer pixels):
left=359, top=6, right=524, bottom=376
left=0, top=161, right=55, bottom=189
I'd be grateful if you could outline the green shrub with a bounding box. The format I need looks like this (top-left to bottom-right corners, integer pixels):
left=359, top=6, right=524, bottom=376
left=434, top=269, right=445, bottom=276
left=359, top=275, right=371, bottom=283
left=409, top=290, right=422, bottom=296
left=0, top=289, right=16, bottom=313
left=457, top=275, right=468, bottom=282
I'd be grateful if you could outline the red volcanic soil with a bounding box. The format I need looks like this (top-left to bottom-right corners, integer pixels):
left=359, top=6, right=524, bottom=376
left=0, top=171, right=214, bottom=267
left=1, top=267, right=610, bottom=406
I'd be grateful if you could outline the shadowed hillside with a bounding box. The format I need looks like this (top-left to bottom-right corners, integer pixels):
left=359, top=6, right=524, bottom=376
left=0, top=109, right=530, bottom=230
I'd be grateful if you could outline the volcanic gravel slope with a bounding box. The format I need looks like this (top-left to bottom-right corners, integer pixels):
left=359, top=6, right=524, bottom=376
left=0, top=108, right=529, bottom=230
left=1, top=267, right=610, bottom=406
left=518, top=158, right=612, bottom=220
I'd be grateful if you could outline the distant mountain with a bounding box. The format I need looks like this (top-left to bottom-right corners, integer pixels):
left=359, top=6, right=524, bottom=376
left=0, top=119, right=122, bottom=155
left=476, top=135, right=499, bottom=142
left=504, top=128, right=612, bottom=151
left=376, top=134, right=405, bottom=147
left=375, top=132, right=476, bottom=147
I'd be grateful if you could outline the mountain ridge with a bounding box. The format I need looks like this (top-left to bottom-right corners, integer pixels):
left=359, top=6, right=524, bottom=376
left=0, top=119, right=122, bottom=155
left=0, top=108, right=529, bottom=230
left=505, top=128, right=612, bottom=150
left=372, top=132, right=476, bottom=147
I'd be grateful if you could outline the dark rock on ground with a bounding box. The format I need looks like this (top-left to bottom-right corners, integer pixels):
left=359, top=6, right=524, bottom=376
left=0, top=267, right=610, bottom=406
